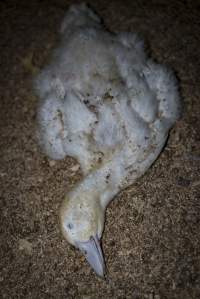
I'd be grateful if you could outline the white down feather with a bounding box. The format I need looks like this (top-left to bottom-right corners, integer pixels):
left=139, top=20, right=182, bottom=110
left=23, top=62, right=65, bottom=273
left=35, top=2, right=181, bottom=187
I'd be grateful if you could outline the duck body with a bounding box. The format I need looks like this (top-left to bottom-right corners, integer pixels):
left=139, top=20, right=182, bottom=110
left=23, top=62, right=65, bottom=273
left=35, top=3, right=181, bottom=276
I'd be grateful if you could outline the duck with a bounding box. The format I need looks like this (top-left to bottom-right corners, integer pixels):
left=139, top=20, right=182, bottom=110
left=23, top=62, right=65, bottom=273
left=34, top=3, right=181, bottom=277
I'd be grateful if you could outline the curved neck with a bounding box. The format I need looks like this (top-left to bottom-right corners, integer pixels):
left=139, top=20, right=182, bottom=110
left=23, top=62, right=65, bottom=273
left=74, top=161, right=120, bottom=209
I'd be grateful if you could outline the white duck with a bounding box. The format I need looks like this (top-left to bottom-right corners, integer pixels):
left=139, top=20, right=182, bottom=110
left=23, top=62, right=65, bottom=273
left=34, top=3, right=181, bottom=277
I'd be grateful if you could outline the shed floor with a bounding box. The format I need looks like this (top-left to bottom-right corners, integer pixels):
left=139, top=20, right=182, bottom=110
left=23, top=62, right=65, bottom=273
left=0, top=1, right=200, bottom=298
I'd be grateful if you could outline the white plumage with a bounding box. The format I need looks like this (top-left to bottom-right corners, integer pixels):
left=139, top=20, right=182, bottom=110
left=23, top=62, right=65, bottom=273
left=34, top=3, right=181, bottom=277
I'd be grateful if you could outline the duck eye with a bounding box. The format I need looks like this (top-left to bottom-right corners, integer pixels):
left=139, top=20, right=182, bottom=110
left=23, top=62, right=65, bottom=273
left=67, top=223, right=74, bottom=230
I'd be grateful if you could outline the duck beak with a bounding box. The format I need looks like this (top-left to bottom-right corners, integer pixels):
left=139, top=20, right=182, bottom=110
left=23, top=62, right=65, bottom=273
left=76, top=235, right=105, bottom=277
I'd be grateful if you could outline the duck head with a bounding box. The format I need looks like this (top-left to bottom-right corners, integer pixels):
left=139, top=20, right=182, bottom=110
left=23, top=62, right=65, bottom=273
left=60, top=189, right=105, bottom=277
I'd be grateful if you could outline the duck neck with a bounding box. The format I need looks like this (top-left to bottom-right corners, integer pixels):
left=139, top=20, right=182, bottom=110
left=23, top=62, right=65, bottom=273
left=76, top=162, right=120, bottom=210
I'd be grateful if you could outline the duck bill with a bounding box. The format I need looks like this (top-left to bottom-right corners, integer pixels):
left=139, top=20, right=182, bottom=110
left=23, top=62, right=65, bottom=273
left=76, top=235, right=105, bottom=277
